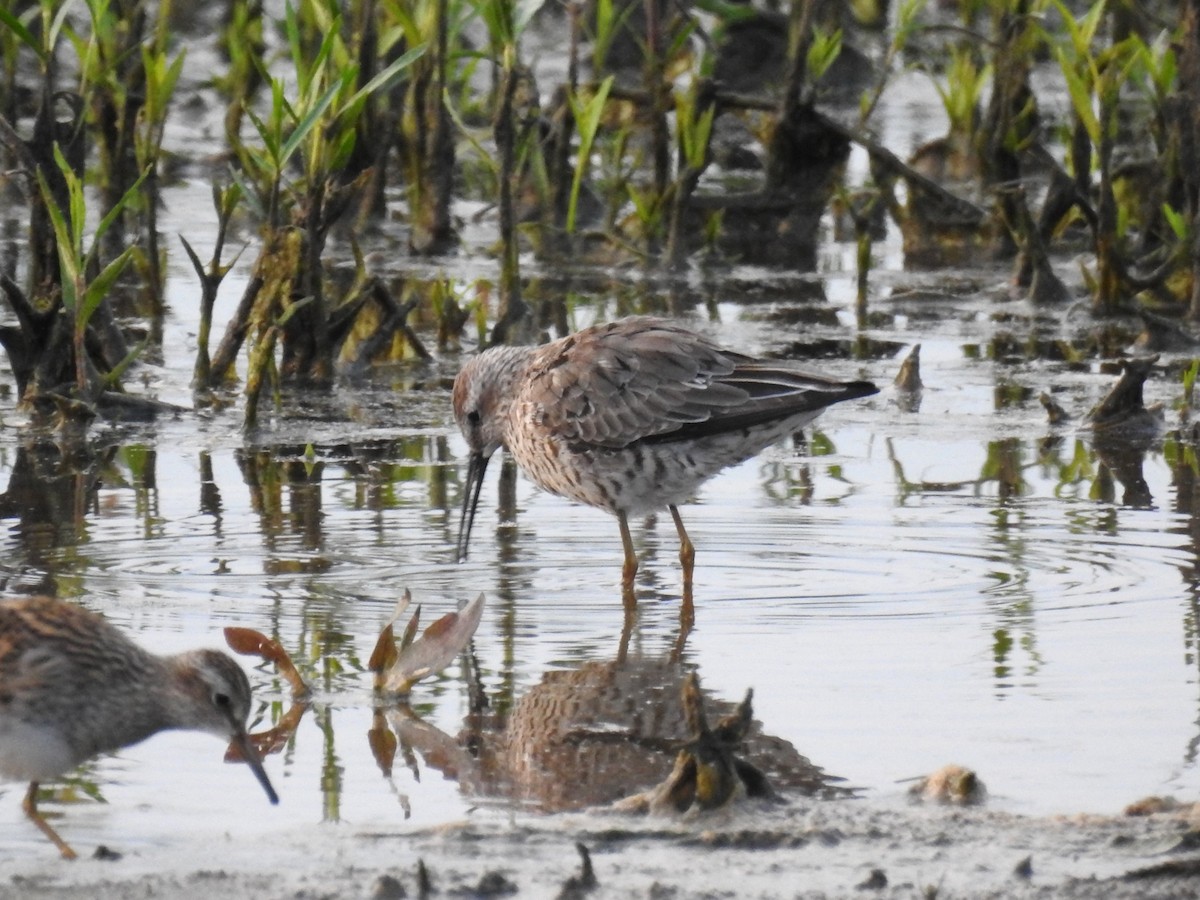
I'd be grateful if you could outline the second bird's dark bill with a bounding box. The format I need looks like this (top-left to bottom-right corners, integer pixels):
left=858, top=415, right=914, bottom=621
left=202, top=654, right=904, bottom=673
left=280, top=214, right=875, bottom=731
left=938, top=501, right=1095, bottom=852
left=457, top=450, right=490, bottom=563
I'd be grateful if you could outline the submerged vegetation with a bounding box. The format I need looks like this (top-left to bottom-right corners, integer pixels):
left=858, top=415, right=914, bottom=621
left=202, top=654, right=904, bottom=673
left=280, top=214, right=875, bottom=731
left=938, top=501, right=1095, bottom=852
left=0, top=0, right=1196, bottom=431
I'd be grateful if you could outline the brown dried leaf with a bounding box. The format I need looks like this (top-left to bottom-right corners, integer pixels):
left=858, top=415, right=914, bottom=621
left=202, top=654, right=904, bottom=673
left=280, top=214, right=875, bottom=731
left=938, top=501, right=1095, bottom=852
left=224, top=700, right=309, bottom=761
left=368, top=710, right=398, bottom=776
left=224, top=626, right=309, bottom=697
left=224, top=626, right=274, bottom=658
left=398, top=605, right=421, bottom=655
left=368, top=623, right=398, bottom=675
left=370, top=590, right=415, bottom=687
left=384, top=594, right=485, bottom=694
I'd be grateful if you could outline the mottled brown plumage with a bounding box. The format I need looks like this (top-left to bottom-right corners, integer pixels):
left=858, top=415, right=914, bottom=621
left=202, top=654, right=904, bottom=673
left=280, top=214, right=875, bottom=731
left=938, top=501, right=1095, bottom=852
left=0, top=596, right=278, bottom=859
left=453, top=316, right=877, bottom=595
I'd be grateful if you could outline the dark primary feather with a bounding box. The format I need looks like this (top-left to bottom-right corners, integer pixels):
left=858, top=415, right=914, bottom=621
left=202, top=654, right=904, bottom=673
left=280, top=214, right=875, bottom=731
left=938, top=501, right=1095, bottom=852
left=649, top=372, right=878, bottom=443
left=523, top=317, right=877, bottom=449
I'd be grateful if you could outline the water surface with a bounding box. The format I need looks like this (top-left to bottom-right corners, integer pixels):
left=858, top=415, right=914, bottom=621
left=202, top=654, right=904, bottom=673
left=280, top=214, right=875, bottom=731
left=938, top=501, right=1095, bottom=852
left=1, top=290, right=1198, bottom=861
left=2, top=51, right=1199, bottom=870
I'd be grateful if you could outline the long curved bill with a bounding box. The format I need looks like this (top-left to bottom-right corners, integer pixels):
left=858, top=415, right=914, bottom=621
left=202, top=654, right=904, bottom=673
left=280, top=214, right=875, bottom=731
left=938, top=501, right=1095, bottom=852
left=231, top=726, right=280, bottom=805
left=457, top=451, right=491, bottom=563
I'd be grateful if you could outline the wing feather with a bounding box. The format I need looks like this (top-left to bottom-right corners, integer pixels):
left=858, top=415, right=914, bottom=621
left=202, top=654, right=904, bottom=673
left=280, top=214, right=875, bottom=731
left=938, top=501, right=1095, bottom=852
left=523, top=317, right=876, bottom=448
left=524, top=319, right=741, bottom=447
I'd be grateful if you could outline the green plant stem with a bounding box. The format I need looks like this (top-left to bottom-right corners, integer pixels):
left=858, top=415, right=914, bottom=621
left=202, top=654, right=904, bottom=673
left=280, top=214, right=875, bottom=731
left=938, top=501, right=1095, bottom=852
left=404, top=0, right=456, bottom=253
left=643, top=0, right=670, bottom=255
left=492, top=48, right=527, bottom=341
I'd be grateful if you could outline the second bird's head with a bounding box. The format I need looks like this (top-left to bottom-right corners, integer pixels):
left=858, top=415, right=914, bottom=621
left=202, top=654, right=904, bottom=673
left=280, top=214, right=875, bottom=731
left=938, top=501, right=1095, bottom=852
left=452, top=351, right=510, bottom=463
left=452, top=348, right=518, bottom=563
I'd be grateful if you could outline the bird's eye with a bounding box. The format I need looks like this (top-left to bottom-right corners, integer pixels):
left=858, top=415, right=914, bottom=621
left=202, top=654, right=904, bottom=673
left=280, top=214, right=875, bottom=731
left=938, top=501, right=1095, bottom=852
left=213, top=692, right=231, bottom=708
left=467, top=409, right=481, bottom=426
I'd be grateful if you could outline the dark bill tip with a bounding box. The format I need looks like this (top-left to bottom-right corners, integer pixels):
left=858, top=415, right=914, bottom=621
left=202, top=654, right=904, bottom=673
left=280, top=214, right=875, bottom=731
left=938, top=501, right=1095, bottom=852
left=457, top=452, right=490, bottom=563
left=232, top=728, right=280, bottom=805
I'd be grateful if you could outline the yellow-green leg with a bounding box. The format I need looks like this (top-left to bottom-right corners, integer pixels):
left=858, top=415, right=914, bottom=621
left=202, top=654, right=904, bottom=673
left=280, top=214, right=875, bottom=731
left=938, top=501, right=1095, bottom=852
left=618, top=511, right=639, bottom=593
left=669, top=505, right=696, bottom=629
left=24, top=782, right=77, bottom=860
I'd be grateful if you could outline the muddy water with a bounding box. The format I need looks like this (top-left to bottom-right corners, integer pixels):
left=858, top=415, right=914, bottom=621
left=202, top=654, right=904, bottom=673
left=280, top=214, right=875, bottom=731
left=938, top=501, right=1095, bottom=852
left=2, top=53, right=1199, bottom=893
left=1, top=252, right=1198, bottom=866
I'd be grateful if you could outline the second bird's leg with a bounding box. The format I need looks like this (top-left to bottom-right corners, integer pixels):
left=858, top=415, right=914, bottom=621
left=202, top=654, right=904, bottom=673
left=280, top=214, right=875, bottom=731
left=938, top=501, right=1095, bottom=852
left=669, top=505, right=696, bottom=589
left=618, top=511, right=639, bottom=599
left=23, top=782, right=77, bottom=860
left=669, top=505, right=696, bottom=625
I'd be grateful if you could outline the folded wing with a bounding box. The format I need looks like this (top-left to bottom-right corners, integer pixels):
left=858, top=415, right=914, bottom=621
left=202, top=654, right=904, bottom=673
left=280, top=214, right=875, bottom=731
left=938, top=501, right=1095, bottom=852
left=524, top=317, right=877, bottom=449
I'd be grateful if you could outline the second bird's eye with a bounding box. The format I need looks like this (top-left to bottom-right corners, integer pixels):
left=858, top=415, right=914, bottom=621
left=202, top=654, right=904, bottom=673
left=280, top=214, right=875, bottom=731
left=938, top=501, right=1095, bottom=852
left=467, top=410, right=481, bottom=426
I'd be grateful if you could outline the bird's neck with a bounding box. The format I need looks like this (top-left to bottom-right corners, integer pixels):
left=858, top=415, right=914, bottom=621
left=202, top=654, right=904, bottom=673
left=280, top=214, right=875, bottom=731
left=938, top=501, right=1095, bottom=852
left=483, top=344, right=534, bottom=435
left=82, top=654, right=178, bottom=757
left=147, top=653, right=214, bottom=733
left=487, top=344, right=533, bottom=382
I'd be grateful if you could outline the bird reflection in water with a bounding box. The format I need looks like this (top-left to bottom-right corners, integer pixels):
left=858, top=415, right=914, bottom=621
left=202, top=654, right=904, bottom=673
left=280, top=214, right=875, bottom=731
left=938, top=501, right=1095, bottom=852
left=230, top=594, right=842, bottom=820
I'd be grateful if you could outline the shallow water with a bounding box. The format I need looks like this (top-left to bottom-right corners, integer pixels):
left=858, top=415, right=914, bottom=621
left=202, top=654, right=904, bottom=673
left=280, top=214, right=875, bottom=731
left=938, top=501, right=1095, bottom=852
left=3, top=43, right=1200, bottom=873
left=2, top=257, right=1199, bottom=863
